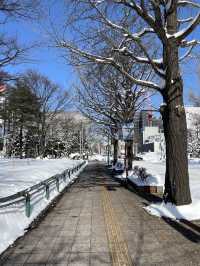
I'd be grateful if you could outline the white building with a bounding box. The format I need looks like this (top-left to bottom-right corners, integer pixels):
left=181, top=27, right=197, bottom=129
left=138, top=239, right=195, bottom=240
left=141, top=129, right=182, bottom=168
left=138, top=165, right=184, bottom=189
left=185, top=107, right=200, bottom=130
left=142, top=126, right=165, bottom=154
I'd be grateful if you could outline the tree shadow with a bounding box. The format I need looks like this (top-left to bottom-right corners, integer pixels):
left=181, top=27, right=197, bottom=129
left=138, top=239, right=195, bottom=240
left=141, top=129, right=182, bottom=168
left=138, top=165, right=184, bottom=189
left=122, top=176, right=200, bottom=244
left=162, top=217, right=200, bottom=243
left=125, top=178, right=162, bottom=203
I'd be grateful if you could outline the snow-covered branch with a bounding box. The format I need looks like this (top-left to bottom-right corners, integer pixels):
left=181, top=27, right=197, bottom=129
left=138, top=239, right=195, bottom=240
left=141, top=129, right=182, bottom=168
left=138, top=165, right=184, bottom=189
left=178, top=1, right=200, bottom=8
left=115, top=46, right=165, bottom=77
left=133, top=27, right=155, bottom=38
left=121, top=0, right=166, bottom=42
left=178, top=17, right=194, bottom=24
left=176, top=12, right=200, bottom=40
left=179, top=45, right=196, bottom=62
left=180, top=39, right=200, bottom=48
left=59, top=41, right=161, bottom=91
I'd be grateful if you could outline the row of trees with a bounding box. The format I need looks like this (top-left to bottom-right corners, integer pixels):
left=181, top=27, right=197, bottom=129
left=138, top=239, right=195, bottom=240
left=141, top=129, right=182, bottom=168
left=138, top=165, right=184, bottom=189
left=51, top=0, right=200, bottom=206
left=1, top=0, right=200, bottom=206
left=76, top=61, right=152, bottom=169
left=0, top=1, right=92, bottom=159
left=0, top=71, right=84, bottom=158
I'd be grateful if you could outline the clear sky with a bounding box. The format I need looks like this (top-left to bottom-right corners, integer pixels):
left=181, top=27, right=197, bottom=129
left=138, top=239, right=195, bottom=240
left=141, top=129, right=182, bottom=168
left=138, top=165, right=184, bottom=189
left=4, top=1, right=200, bottom=110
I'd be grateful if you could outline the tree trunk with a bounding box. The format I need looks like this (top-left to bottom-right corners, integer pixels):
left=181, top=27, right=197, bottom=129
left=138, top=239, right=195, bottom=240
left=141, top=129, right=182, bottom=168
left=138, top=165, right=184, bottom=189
left=113, top=138, right=118, bottom=165
left=125, top=140, right=133, bottom=170
left=161, top=5, right=191, bottom=205
left=40, top=133, right=46, bottom=157
left=161, top=91, right=192, bottom=205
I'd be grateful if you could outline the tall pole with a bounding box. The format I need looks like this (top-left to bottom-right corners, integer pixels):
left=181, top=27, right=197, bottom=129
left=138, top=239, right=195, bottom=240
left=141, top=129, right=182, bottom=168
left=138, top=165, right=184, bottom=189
left=107, top=134, right=110, bottom=165
left=80, top=122, right=84, bottom=159
left=124, top=141, right=128, bottom=179
left=80, top=123, right=82, bottom=158
left=82, top=123, right=84, bottom=158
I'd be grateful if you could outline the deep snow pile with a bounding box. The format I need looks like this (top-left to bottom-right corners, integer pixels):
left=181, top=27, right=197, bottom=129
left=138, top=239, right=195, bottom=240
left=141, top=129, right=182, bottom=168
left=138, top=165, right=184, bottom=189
left=0, top=158, right=86, bottom=254
left=129, top=152, right=200, bottom=221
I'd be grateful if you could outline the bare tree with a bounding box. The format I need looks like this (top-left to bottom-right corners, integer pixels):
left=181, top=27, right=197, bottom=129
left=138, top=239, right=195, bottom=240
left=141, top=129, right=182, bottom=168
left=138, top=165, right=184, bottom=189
left=0, top=0, right=40, bottom=68
left=52, top=0, right=200, bottom=205
left=21, top=70, right=70, bottom=157
left=76, top=62, right=151, bottom=168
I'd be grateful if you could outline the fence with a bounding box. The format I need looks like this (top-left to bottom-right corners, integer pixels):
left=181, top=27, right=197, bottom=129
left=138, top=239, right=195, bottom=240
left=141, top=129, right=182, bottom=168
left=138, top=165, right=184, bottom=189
left=0, top=161, right=86, bottom=218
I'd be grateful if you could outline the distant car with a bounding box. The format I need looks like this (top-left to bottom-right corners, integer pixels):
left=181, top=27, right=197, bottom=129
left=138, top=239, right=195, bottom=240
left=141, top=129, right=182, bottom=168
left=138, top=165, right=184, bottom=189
left=133, top=156, right=143, bottom=161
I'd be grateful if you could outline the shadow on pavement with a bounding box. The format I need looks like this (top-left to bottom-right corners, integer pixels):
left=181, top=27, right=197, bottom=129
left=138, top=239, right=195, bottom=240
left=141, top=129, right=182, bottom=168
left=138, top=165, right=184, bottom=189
left=162, top=217, right=200, bottom=243
left=111, top=167, right=200, bottom=244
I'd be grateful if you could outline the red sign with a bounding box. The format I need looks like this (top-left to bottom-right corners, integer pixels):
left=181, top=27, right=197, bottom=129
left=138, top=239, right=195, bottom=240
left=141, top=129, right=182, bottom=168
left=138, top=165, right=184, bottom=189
left=0, top=84, right=6, bottom=93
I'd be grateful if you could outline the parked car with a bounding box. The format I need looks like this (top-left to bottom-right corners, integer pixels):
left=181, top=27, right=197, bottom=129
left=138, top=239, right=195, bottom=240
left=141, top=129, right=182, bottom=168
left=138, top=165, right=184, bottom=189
left=133, top=156, right=143, bottom=161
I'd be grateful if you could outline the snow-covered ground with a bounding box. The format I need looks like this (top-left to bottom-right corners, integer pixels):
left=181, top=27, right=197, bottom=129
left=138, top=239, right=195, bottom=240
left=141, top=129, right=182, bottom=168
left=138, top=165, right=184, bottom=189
left=127, top=152, right=200, bottom=221
left=0, top=158, right=86, bottom=254
left=89, top=154, right=110, bottom=162
left=0, top=158, right=84, bottom=197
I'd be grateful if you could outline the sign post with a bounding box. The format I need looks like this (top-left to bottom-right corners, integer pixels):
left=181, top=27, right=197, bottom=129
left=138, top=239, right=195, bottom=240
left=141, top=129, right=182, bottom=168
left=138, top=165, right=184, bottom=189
left=121, top=123, right=134, bottom=179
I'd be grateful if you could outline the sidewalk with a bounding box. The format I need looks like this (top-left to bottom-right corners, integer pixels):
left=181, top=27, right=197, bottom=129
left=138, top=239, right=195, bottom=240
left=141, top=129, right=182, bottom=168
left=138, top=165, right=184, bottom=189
left=0, top=161, right=200, bottom=265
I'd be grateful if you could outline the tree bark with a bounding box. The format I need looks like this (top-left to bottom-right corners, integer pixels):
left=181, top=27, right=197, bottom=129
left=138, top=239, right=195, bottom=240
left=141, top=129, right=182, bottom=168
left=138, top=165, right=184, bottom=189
left=113, top=138, right=118, bottom=165
left=125, top=140, right=133, bottom=170
left=161, top=4, right=191, bottom=205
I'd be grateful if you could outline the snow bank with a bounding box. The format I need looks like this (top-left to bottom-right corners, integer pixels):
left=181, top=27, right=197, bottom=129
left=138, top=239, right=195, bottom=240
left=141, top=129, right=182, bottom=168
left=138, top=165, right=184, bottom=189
left=141, top=152, right=164, bottom=163
left=145, top=200, right=200, bottom=221
left=128, top=174, right=162, bottom=186
left=0, top=158, right=86, bottom=254
left=134, top=152, right=200, bottom=221
left=0, top=158, right=82, bottom=197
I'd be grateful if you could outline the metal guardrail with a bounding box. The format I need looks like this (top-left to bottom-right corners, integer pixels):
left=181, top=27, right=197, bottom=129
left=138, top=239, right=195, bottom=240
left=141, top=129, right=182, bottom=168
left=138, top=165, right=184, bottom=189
left=0, top=161, right=86, bottom=217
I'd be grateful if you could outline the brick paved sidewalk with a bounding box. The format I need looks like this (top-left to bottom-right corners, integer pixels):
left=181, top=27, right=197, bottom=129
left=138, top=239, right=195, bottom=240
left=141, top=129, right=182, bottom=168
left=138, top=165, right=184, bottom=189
left=0, top=162, right=200, bottom=266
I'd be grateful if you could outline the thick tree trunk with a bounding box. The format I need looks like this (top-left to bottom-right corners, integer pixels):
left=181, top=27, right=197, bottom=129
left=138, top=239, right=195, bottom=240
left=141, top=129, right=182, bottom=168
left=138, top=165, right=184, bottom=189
left=113, top=138, right=118, bottom=165
left=161, top=4, right=191, bottom=205
left=161, top=92, right=191, bottom=205
left=125, top=140, right=133, bottom=170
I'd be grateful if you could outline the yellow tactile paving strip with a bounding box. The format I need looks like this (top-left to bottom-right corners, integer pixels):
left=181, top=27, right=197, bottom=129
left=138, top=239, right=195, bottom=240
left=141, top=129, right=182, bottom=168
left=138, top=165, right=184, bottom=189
left=101, top=187, right=133, bottom=266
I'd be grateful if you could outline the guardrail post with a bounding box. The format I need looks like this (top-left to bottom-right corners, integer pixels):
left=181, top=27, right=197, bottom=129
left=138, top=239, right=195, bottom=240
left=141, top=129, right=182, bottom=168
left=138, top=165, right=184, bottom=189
left=25, top=193, right=31, bottom=218
left=45, top=184, right=50, bottom=199
left=63, top=172, right=66, bottom=182
left=56, top=177, right=59, bottom=192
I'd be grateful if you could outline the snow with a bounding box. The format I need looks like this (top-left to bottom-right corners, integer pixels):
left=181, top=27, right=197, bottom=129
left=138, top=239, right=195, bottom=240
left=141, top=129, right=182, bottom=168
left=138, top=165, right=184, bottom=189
left=89, top=154, right=107, bottom=161
left=127, top=152, right=200, bottom=221
left=0, top=158, right=84, bottom=197
left=145, top=201, right=200, bottom=221
left=0, top=158, right=86, bottom=254
left=129, top=173, right=162, bottom=187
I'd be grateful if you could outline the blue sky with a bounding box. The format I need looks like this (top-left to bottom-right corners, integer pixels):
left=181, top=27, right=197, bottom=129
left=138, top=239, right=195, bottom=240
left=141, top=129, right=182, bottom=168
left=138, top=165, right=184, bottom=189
left=4, top=2, right=200, bottom=110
